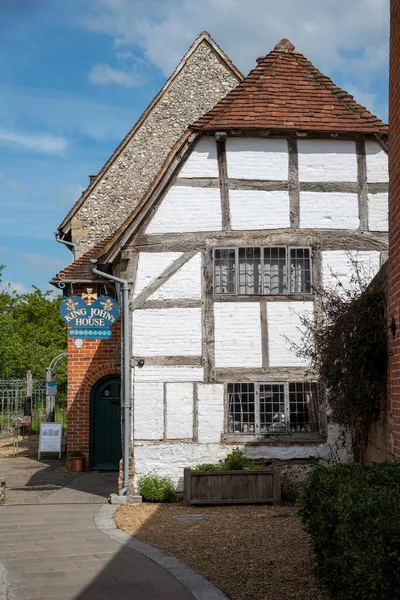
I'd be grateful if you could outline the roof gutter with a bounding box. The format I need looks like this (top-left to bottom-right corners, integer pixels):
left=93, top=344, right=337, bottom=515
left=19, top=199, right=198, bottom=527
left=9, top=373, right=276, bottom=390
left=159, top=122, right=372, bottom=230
left=55, top=232, right=77, bottom=261
left=90, top=259, right=132, bottom=498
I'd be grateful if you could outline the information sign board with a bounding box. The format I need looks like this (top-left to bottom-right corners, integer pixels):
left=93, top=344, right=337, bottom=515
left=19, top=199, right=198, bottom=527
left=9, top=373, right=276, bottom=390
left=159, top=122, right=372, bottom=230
left=46, top=381, right=57, bottom=397
left=23, top=396, right=32, bottom=426
left=38, top=423, right=62, bottom=460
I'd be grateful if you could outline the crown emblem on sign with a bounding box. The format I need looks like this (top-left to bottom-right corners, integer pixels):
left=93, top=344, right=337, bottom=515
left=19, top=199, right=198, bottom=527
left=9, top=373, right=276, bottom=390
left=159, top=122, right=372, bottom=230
left=65, top=297, right=79, bottom=311
left=81, top=288, right=97, bottom=305
left=100, top=298, right=114, bottom=311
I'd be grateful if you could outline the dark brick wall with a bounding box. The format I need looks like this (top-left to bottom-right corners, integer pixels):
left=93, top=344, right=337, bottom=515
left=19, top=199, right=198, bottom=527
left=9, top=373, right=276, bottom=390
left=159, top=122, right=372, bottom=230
left=388, top=0, right=400, bottom=460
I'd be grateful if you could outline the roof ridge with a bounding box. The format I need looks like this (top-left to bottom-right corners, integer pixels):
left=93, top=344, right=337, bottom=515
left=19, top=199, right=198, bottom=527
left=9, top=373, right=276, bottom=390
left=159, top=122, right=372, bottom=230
left=191, top=54, right=274, bottom=129
left=51, top=130, right=197, bottom=284
left=57, top=31, right=243, bottom=234
left=290, top=51, right=380, bottom=122
left=191, top=40, right=388, bottom=134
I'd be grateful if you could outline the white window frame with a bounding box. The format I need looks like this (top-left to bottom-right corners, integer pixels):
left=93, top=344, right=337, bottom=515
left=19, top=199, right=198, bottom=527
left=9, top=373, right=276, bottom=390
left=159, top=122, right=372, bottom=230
left=213, top=247, right=238, bottom=296
left=213, top=246, right=312, bottom=296
left=288, top=246, right=313, bottom=294
left=226, top=381, right=317, bottom=435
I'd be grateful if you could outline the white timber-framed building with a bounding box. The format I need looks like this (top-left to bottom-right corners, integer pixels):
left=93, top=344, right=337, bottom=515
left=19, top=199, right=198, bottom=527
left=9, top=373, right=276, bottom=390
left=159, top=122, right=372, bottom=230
left=54, top=36, right=389, bottom=493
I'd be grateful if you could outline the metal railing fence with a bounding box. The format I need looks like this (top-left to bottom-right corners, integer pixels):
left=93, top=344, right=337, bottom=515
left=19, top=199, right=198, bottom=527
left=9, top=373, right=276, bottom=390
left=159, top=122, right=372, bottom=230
left=0, top=378, right=46, bottom=436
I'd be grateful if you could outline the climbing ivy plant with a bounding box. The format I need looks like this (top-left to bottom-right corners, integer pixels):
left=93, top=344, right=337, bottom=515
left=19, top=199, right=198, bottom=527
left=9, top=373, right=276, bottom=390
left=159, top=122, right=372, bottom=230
left=292, top=261, right=388, bottom=455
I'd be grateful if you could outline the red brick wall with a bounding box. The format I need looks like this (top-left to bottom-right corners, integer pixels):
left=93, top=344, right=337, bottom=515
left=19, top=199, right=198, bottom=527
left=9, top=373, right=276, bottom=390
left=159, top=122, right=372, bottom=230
left=66, top=285, right=121, bottom=466
left=388, top=0, right=400, bottom=460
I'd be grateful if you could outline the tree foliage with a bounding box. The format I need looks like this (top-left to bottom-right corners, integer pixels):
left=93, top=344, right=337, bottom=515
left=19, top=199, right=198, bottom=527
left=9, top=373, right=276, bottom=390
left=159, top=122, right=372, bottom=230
left=0, top=265, right=67, bottom=380
left=292, top=259, right=387, bottom=450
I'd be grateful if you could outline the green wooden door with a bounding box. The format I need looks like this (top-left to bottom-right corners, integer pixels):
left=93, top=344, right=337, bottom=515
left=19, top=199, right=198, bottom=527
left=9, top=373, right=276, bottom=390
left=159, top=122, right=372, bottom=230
left=91, top=376, right=122, bottom=470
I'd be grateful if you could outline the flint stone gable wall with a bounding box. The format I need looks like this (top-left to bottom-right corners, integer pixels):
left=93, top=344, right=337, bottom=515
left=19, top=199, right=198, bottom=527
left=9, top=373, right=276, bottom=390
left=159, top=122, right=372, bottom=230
left=71, top=41, right=241, bottom=256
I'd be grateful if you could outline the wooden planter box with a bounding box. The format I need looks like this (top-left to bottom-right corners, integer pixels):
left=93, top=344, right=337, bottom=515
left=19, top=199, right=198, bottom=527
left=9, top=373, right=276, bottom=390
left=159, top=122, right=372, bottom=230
left=184, top=467, right=281, bottom=506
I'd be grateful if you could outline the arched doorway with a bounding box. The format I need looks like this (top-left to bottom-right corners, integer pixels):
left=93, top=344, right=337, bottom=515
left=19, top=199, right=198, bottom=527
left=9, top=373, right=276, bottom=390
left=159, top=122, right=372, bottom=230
left=90, top=375, right=122, bottom=470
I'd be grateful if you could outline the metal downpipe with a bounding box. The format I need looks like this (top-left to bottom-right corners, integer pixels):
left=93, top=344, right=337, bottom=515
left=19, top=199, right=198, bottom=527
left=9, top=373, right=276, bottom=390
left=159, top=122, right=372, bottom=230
left=90, top=261, right=131, bottom=496
left=54, top=232, right=77, bottom=260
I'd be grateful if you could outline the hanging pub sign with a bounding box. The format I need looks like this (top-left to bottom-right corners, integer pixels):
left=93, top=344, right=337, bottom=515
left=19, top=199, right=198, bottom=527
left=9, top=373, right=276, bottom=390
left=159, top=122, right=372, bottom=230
left=59, top=292, right=120, bottom=340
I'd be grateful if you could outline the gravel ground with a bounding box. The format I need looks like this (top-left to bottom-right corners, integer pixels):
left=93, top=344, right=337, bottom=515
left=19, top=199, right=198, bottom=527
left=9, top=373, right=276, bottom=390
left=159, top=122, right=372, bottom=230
left=0, top=433, right=38, bottom=457
left=115, top=503, right=328, bottom=600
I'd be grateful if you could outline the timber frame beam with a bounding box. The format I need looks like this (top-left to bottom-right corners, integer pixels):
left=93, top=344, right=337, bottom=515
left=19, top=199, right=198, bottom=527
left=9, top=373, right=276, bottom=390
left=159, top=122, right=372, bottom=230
left=130, top=251, right=197, bottom=311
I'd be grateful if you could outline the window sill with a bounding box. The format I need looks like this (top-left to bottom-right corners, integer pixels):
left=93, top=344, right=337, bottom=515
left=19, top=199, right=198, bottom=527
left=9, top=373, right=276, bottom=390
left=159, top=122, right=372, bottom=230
left=222, top=432, right=326, bottom=444
left=213, top=294, right=313, bottom=302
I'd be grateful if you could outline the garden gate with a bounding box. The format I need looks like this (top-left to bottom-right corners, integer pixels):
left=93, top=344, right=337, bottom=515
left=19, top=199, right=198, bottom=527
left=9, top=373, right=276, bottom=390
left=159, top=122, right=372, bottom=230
left=0, top=376, right=46, bottom=436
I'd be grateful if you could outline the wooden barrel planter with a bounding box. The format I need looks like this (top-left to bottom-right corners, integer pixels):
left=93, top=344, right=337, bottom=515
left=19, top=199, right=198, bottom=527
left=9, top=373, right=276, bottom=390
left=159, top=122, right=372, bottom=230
left=184, top=467, right=281, bottom=506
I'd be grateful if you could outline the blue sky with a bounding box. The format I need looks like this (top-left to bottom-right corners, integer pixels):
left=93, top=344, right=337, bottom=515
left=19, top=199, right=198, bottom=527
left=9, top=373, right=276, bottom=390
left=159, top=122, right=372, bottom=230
left=0, top=0, right=390, bottom=294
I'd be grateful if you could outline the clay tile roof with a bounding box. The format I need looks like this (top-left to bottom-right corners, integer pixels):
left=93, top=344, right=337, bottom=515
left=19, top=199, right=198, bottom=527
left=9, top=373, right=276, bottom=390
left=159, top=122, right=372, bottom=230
left=51, top=230, right=122, bottom=283
left=192, top=39, right=388, bottom=134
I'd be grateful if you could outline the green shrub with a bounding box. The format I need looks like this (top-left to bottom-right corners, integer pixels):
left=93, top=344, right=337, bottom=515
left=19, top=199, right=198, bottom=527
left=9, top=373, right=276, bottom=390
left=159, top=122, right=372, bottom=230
left=194, top=448, right=264, bottom=472
left=70, top=449, right=84, bottom=457
left=194, top=463, right=222, bottom=472
left=138, top=474, right=177, bottom=502
left=299, top=462, right=400, bottom=600
left=223, top=447, right=249, bottom=470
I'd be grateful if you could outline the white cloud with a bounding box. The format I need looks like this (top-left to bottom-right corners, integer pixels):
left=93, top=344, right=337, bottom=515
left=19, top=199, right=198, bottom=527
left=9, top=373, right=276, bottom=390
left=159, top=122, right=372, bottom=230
left=89, top=63, right=143, bottom=87
left=0, top=130, right=67, bottom=154
left=0, top=281, right=31, bottom=295
left=115, top=51, right=135, bottom=60
left=53, top=183, right=86, bottom=206
left=0, top=172, right=29, bottom=193
left=0, top=84, right=139, bottom=142
left=343, top=84, right=377, bottom=112
left=82, top=0, right=389, bottom=112
left=22, top=253, right=66, bottom=273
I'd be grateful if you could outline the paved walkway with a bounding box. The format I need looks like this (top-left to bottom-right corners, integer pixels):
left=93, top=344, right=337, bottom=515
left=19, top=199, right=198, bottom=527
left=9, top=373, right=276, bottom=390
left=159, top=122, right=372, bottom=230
left=0, top=504, right=196, bottom=599
left=0, top=458, right=81, bottom=505
left=0, top=458, right=225, bottom=600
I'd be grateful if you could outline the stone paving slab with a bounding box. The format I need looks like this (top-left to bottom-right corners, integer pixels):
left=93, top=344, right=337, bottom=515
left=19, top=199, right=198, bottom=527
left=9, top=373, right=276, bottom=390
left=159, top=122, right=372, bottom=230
left=96, top=505, right=229, bottom=600
left=0, top=457, right=228, bottom=599
left=39, top=472, right=118, bottom=504
left=0, top=504, right=196, bottom=600
left=0, top=457, right=81, bottom=505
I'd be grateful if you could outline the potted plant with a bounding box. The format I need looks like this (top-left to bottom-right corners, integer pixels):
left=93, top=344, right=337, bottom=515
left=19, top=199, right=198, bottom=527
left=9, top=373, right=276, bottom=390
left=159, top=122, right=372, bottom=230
left=70, top=450, right=85, bottom=472
left=184, top=448, right=281, bottom=506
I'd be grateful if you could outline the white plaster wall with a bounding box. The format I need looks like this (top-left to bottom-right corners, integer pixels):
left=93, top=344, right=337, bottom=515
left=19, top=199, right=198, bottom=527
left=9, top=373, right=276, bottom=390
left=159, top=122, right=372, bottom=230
left=134, top=366, right=204, bottom=383
left=146, top=186, right=222, bottom=234
left=214, top=302, right=262, bottom=368
left=300, top=192, right=359, bottom=229
left=178, top=137, right=218, bottom=178
left=133, top=252, right=182, bottom=298
left=368, top=193, right=388, bottom=232
left=267, top=302, right=313, bottom=367
left=132, top=307, right=202, bottom=356
left=166, top=382, right=193, bottom=439
left=134, top=421, right=351, bottom=490
left=197, top=384, right=225, bottom=443
left=298, top=140, right=357, bottom=182
left=322, top=250, right=381, bottom=293
left=226, top=138, right=288, bottom=180
left=365, top=141, right=389, bottom=183
left=149, top=253, right=201, bottom=300
left=229, top=189, right=290, bottom=230
left=134, top=382, right=164, bottom=440
left=134, top=442, right=229, bottom=489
